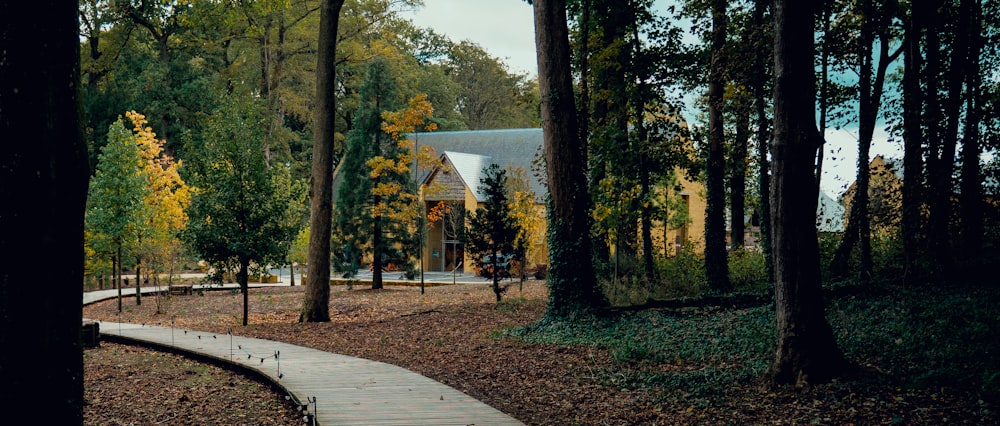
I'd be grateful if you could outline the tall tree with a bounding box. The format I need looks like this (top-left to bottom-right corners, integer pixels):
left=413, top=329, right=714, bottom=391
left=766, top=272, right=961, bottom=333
left=86, top=117, right=150, bottom=313
left=752, top=0, right=774, bottom=281
left=830, top=0, right=903, bottom=281
left=301, top=0, right=345, bottom=323
left=466, top=164, right=522, bottom=303
left=0, top=1, right=89, bottom=420
left=533, top=0, right=608, bottom=317
left=184, top=94, right=293, bottom=327
left=705, top=0, right=731, bottom=291
left=768, top=0, right=846, bottom=386
left=958, top=0, right=984, bottom=255
left=335, top=59, right=418, bottom=290
left=901, top=0, right=925, bottom=275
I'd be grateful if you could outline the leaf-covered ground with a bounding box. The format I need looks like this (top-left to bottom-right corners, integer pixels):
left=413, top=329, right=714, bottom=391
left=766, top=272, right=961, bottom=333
left=83, top=280, right=997, bottom=425
left=84, top=341, right=302, bottom=425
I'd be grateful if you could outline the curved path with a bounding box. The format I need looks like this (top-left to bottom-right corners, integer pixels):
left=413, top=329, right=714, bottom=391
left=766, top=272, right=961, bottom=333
left=84, top=285, right=523, bottom=426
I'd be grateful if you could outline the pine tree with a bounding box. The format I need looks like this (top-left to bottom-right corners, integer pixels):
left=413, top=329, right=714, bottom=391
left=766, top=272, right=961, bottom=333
left=465, top=164, right=521, bottom=303
left=335, top=58, right=418, bottom=289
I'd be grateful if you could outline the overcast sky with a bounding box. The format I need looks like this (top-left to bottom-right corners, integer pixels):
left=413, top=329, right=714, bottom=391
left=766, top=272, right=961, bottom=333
left=399, top=0, right=896, bottom=198
left=399, top=0, right=538, bottom=76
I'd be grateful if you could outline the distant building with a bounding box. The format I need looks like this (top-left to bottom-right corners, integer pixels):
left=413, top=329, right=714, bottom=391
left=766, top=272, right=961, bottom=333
left=332, top=127, right=709, bottom=274
left=840, top=155, right=903, bottom=234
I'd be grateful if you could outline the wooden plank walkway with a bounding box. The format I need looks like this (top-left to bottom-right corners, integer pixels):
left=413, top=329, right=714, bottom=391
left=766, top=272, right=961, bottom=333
left=85, top=288, right=524, bottom=426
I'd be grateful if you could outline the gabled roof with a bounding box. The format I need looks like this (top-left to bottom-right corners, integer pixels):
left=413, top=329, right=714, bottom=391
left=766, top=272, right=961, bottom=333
left=412, top=128, right=546, bottom=200
left=435, top=151, right=493, bottom=202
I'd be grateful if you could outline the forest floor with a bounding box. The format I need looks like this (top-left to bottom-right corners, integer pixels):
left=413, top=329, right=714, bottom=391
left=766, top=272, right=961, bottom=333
left=83, top=279, right=997, bottom=425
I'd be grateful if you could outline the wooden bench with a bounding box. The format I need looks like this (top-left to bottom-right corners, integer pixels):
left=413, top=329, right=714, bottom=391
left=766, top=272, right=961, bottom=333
left=168, top=284, right=194, bottom=296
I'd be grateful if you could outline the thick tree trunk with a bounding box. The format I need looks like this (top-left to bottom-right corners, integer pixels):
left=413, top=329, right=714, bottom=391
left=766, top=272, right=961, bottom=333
left=768, top=0, right=845, bottom=387
left=705, top=0, right=731, bottom=291
left=0, top=1, right=89, bottom=419
left=533, top=0, right=607, bottom=317
left=301, top=0, right=345, bottom=322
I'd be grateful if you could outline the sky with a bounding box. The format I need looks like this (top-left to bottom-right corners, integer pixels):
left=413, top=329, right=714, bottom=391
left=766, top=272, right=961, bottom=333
left=399, top=0, right=897, bottom=199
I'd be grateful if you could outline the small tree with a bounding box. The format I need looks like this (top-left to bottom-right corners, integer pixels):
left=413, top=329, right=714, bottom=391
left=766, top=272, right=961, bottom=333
left=183, top=94, right=293, bottom=326
left=465, top=164, right=522, bottom=303
left=86, top=117, right=149, bottom=313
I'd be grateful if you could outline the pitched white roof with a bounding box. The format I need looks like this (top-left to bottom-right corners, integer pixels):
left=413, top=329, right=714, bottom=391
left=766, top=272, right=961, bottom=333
left=440, top=151, right=493, bottom=202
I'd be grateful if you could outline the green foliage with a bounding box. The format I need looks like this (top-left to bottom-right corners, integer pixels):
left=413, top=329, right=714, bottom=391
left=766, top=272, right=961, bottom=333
left=182, top=93, right=294, bottom=280
left=465, top=164, right=522, bottom=302
left=727, top=248, right=769, bottom=290
left=504, top=305, right=775, bottom=404
left=86, top=117, right=151, bottom=267
left=506, top=283, right=1000, bottom=404
left=334, top=58, right=418, bottom=282
left=655, top=243, right=708, bottom=298
left=828, top=284, right=1000, bottom=395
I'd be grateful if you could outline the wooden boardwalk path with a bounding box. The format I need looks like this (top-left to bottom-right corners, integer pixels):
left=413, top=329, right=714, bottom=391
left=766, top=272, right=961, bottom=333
left=85, top=288, right=524, bottom=426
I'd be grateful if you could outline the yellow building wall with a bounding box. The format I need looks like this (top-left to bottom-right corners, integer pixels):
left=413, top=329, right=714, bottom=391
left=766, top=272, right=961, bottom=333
left=649, top=169, right=707, bottom=256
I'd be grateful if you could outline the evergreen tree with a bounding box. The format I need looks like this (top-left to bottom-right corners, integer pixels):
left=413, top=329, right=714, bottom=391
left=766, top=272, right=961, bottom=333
left=466, top=164, right=522, bottom=303
left=335, top=58, right=418, bottom=289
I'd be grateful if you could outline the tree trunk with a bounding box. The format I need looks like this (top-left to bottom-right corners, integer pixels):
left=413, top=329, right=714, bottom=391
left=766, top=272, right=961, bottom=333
left=372, top=213, right=384, bottom=290
left=923, top=0, right=946, bottom=278
left=0, top=1, right=89, bottom=419
left=116, top=247, right=123, bottom=312
left=239, top=259, right=249, bottom=326
left=768, top=0, right=845, bottom=387
left=929, top=0, right=970, bottom=277
left=705, top=0, right=731, bottom=291
left=959, top=0, right=983, bottom=256
left=731, top=104, right=749, bottom=250
left=135, top=257, right=142, bottom=306
left=902, top=0, right=925, bottom=278
left=753, top=0, right=773, bottom=281
left=301, top=0, right=345, bottom=322
left=533, top=0, right=608, bottom=317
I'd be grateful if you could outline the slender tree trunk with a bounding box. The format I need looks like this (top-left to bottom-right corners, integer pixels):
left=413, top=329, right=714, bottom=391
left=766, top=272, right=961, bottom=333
left=0, top=1, right=89, bottom=418
left=239, top=259, right=249, bottom=326
left=815, top=0, right=831, bottom=194
left=768, top=0, right=845, bottom=387
left=923, top=0, right=946, bottom=278
left=753, top=0, right=773, bottom=281
left=372, top=213, right=384, bottom=290
left=301, top=0, right=345, bottom=322
left=831, top=1, right=899, bottom=281
left=902, top=0, right=925, bottom=279
left=929, top=0, right=970, bottom=278
left=731, top=104, right=749, bottom=250
left=959, top=0, right=983, bottom=256
left=290, top=263, right=296, bottom=286
left=706, top=0, right=731, bottom=291
left=135, top=257, right=142, bottom=306
left=533, top=0, right=608, bottom=317
left=116, top=247, right=123, bottom=312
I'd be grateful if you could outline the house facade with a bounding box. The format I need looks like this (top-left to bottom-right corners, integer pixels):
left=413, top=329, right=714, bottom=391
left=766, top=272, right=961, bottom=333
left=412, top=128, right=708, bottom=273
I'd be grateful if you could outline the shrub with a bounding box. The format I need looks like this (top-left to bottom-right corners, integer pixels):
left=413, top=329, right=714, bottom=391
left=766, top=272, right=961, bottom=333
left=728, top=247, right=768, bottom=290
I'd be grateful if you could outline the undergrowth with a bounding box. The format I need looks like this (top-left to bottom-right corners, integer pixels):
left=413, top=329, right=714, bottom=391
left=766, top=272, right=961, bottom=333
left=502, top=282, right=999, bottom=406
